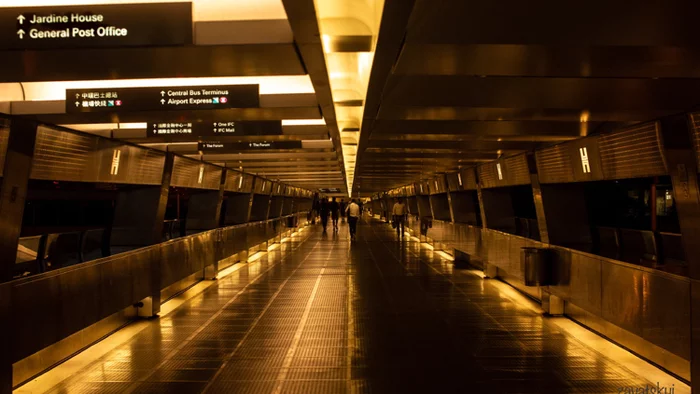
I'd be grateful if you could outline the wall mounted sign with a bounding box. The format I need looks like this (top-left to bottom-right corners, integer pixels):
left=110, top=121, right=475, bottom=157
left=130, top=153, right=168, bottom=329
left=66, top=85, right=259, bottom=113
left=0, top=2, right=192, bottom=50
left=147, top=120, right=282, bottom=139
left=198, top=141, right=302, bottom=153
left=318, top=188, right=340, bottom=193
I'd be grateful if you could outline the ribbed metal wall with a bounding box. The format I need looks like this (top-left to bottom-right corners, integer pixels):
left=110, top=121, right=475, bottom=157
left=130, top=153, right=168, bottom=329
left=689, top=113, right=700, bottom=172
left=504, top=154, right=531, bottom=185
left=30, top=126, right=165, bottom=185
left=170, top=156, right=221, bottom=190
left=536, top=144, right=575, bottom=184
left=31, top=127, right=93, bottom=181
left=599, top=121, right=667, bottom=179
left=478, top=164, right=498, bottom=189
left=460, top=167, right=478, bottom=190
left=0, top=125, right=10, bottom=177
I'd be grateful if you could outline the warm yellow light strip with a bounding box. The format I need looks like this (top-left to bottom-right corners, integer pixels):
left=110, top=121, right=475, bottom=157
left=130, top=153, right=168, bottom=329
left=313, top=0, right=384, bottom=196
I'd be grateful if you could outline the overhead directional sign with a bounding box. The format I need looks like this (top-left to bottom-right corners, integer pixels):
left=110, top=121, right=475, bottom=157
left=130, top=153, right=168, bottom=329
left=0, top=3, right=192, bottom=50
left=66, top=85, right=259, bottom=113
left=147, top=121, right=283, bottom=139
left=198, top=141, right=303, bottom=152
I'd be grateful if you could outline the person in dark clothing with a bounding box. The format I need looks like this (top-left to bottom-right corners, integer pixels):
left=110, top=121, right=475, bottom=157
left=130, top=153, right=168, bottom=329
left=319, top=198, right=330, bottom=232
left=339, top=199, right=347, bottom=223
left=330, top=197, right=340, bottom=231
left=346, top=199, right=361, bottom=240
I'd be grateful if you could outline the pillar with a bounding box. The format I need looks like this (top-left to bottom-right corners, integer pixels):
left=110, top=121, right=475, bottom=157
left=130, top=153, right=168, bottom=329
left=0, top=117, right=37, bottom=394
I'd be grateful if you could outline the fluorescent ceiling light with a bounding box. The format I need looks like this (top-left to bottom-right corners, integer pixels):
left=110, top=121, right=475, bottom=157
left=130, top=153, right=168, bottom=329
left=281, top=119, right=326, bottom=126
left=2, top=76, right=314, bottom=101
left=61, top=122, right=146, bottom=130
left=0, top=0, right=288, bottom=22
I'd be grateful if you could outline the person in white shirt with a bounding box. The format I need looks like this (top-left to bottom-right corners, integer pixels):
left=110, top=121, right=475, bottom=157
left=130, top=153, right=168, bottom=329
left=392, top=198, right=407, bottom=238
left=346, top=199, right=361, bottom=240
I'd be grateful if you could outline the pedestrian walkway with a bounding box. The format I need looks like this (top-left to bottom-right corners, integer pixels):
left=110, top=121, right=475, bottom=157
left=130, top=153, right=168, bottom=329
left=33, top=218, right=675, bottom=393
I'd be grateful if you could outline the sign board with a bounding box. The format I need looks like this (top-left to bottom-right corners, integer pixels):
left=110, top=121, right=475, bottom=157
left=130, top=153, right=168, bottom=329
left=147, top=120, right=283, bottom=139
left=0, top=3, right=192, bottom=50
left=198, top=141, right=303, bottom=152
left=318, top=188, right=341, bottom=193
left=66, top=85, right=259, bottom=113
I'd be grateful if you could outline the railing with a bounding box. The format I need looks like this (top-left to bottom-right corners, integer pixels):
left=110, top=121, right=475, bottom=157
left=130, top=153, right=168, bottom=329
left=401, top=217, right=691, bottom=381
left=2, top=212, right=308, bottom=389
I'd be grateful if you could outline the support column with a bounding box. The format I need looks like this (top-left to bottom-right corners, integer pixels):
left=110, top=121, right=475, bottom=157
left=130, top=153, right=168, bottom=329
left=446, top=192, right=456, bottom=223
left=0, top=117, right=37, bottom=283
left=658, top=115, right=700, bottom=390
left=0, top=116, right=33, bottom=394
left=476, top=183, right=488, bottom=229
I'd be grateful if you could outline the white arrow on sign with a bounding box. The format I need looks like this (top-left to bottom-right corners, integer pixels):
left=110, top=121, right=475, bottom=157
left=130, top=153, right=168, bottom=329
left=17, top=29, right=25, bottom=39
left=160, top=91, right=165, bottom=96
left=17, top=15, right=25, bottom=24
left=75, top=93, right=80, bottom=99
left=160, top=99, right=165, bottom=104
left=75, top=102, right=80, bottom=107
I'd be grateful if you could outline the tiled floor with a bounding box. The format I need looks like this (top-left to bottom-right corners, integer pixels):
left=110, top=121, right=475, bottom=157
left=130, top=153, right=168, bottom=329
left=44, top=218, right=658, bottom=393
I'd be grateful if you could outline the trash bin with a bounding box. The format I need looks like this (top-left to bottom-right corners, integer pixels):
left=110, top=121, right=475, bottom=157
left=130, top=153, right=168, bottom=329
left=521, top=247, right=551, bottom=286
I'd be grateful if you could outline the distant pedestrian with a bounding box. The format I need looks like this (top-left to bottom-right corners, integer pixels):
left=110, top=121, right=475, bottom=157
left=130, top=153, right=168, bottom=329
left=330, top=197, right=340, bottom=232
left=392, top=198, right=407, bottom=238
left=339, top=199, right=347, bottom=223
left=319, top=198, right=330, bottom=232
left=346, top=199, right=361, bottom=240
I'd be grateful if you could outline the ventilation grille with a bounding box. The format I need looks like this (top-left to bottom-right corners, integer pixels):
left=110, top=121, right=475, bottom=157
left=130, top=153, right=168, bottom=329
left=599, top=121, right=667, bottom=179
left=478, top=164, right=497, bottom=188
left=536, top=144, right=574, bottom=184
left=171, top=156, right=221, bottom=190
left=31, top=127, right=94, bottom=181
left=505, top=154, right=530, bottom=185
left=689, top=113, right=700, bottom=172
left=0, top=125, right=10, bottom=177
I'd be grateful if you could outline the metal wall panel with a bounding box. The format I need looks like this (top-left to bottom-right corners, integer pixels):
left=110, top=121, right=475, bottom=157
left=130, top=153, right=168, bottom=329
left=536, top=144, right=575, bottom=184
left=430, top=174, right=448, bottom=195
left=253, top=178, right=272, bottom=195
left=446, top=172, right=460, bottom=191
left=504, top=154, right=531, bottom=186
left=599, top=121, right=667, bottom=179
left=689, top=112, right=700, bottom=172
left=0, top=122, right=9, bottom=177
left=30, top=126, right=165, bottom=185
left=478, top=163, right=498, bottom=188
left=460, top=167, right=478, bottom=190
left=170, top=156, right=221, bottom=190
left=416, top=220, right=691, bottom=379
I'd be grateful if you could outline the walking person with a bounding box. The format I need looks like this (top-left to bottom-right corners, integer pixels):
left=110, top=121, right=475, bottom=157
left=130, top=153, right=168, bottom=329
left=392, top=198, right=407, bottom=238
left=319, top=197, right=330, bottom=232
left=339, top=199, right=347, bottom=223
left=346, top=198, right=361, bottom=241
left=330, top=197, right=340, bottom=232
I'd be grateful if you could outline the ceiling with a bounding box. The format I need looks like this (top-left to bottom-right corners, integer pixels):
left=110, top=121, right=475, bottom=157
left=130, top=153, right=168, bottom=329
left=0, top=0, right=349, bottom=193
left=352, top=0, right=700, bottom=195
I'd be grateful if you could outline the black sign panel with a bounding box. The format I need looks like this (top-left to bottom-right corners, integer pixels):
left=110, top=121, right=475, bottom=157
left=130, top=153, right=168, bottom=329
left=0, top=3, right=192, bottom=50
left=66, top=85, right=259, bottom=113
left=318, top=188, right=341, bottom=193
left=147, top=121, right=283, bottom=139
left=198, top=141, right=302, bottom=152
